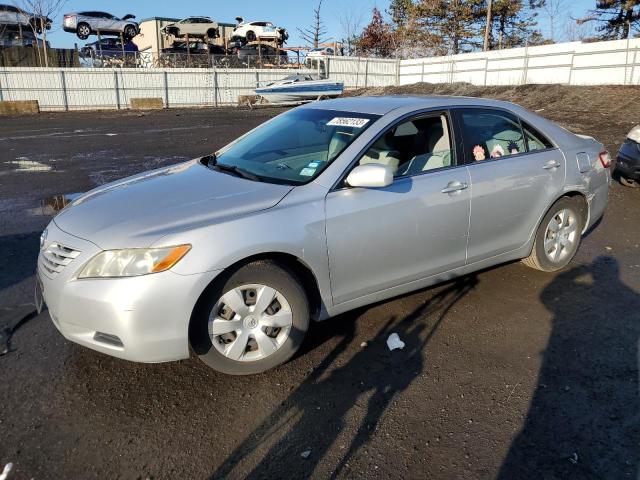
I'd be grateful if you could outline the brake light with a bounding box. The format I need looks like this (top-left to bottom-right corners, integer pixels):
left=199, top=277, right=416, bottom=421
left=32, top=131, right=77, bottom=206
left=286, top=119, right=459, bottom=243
left=598, top=150, right=612, bottom=168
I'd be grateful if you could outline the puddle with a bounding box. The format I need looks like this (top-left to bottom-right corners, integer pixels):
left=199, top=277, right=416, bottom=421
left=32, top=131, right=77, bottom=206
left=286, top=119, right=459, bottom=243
left=6, top=158, right=51, bottom=172
left=40, top=192, right=83, bottom=215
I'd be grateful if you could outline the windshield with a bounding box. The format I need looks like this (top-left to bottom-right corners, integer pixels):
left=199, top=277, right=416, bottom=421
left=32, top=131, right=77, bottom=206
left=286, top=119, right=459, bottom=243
left=214, top=108, right=380, bottom=185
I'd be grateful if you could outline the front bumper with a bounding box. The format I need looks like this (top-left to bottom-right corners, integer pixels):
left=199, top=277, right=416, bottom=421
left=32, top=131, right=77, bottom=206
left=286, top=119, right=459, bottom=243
left=616, top=139, right=640, bottom=181
left=38, top=221, right=221, bottom=363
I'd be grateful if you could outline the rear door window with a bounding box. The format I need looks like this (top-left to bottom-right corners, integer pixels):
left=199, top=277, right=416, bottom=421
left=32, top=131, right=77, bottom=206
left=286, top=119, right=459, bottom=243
left=458, top=109, right=526, bottom=162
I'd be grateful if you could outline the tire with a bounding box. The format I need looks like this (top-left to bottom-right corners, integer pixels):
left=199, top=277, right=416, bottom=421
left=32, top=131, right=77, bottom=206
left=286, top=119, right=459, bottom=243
left=522, top=196, right=585, bottom=272
left=620, top=176, right=640, bottom=188
left=206, top=28, right=218, bottom=39
left=123, top=25, right=137, bottom=40
left=190, top=261, right=310, bottom=375
left=77, top=23, right=90, bottom=40
left=246, top=30, right=256, bottom=42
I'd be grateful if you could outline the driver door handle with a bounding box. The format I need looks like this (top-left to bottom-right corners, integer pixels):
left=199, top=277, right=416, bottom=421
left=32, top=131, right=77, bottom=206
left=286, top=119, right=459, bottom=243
left=441, top=181, right=469, bottom=194
left=543, top=160, right=561, bottom=170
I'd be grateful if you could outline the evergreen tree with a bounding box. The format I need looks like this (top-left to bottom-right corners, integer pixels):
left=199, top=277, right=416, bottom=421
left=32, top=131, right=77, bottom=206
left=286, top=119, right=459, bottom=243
left=387, top=0, right=414, bottom=29
left=581, top=0, right=640, bottom=39
left=410, top=0, right=485, bottom=55
left=488, top=0, right=542, bottom=49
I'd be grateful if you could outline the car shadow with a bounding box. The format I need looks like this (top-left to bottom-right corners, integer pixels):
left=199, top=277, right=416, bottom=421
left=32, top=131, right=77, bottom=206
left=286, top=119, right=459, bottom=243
left=498, top=256, right=640, bottom=479
left=209, top=275, right=478, bottom=479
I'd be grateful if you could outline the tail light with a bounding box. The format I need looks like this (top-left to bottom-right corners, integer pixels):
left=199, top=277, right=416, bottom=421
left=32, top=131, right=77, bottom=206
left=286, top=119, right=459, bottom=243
left=598, top=150, right=612, bottom=168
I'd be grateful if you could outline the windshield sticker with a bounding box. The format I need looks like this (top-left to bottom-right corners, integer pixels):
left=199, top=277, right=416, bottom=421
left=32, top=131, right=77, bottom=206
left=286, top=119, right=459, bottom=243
left=300, top=167, right=316, bottom=177
left=327, top=117, right=370, bottom=128
left=308, top=161, right=321, bottom=168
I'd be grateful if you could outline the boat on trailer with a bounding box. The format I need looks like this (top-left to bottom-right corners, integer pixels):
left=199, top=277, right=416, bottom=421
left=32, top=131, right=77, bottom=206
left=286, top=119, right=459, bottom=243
left=254, top=74, right=344, bottom=104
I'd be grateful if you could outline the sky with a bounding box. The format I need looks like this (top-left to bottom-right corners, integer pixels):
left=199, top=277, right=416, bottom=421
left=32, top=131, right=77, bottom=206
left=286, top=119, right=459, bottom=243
left=41, top=0, right=597, bottom=50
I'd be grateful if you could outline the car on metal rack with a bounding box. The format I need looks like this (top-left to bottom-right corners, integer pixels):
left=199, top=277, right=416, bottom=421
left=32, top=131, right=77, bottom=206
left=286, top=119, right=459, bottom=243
left=231, top=19, right=288, bottom=44
left=62, top=11, right=139, bottom=40
left=0, top=4, right=51, bottom=33
left=162, top=17, right=219, bottom=40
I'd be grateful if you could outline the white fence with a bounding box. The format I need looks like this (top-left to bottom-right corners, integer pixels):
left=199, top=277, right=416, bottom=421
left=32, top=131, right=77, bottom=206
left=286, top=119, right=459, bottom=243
left=1, top=39, right=639, bottom=112
left=0, top=57, right=399, bottom=111
left=0, top=67, right=321, bottom=111
left=400, top=38, right=640, bottom=86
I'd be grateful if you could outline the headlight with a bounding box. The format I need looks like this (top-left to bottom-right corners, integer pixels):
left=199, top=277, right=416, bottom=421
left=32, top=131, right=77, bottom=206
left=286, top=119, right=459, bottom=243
left=628, top=125, right=640, bottom=143
left=78, top=245, right=191, bottom=279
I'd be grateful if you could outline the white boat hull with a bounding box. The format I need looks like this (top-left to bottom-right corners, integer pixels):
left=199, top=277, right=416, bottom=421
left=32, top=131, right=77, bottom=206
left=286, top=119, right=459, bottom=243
left=255, top=79, right=344, bottom=103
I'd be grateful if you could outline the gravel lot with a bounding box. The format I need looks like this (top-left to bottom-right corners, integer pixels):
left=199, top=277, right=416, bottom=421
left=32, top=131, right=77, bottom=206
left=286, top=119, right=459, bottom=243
left=1, top=90, right=639, bottom=479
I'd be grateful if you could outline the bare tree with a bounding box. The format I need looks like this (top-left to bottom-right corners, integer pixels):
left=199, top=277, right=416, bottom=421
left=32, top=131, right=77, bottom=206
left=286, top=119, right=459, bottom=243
left=298, top=0, right=330, bottom=48
left=14, top=0, right=66, bottom=67
left=542, top=0, right=566, bottom=41
left=566, top=17, right=597, bottom=42
left=337, top=9, right=364, bottom=56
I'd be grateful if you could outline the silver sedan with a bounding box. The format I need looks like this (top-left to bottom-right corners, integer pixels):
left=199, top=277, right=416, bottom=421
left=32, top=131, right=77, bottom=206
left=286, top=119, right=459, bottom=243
left=37, top=96, right=611, bottom=374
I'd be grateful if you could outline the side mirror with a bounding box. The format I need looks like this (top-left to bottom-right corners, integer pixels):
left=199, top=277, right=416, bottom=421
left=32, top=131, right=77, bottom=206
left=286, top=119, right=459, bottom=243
left=345, top=164, right=393, bottom=188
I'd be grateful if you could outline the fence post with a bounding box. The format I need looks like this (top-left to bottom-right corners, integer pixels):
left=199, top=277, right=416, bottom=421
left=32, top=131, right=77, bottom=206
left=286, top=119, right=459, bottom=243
left=60, top=69, right=69, bottom=111
left=395, top=57, right=400, bottom=86
left=630, top=47, right=639, bottom=86
left=522, top=45, right=529, bottom=85
left=113, top=70, right=120, bottom=110
left=567, top=50, right=575, bottom=86
left=421, top=59, right=425, bottom=83
left=364, top=58, right=369, bottom=88
left=483, top=57, right=489, bottom=86
left=163, top=70, right=169, bottom=108
left=213, top=69, right=218, bottom=108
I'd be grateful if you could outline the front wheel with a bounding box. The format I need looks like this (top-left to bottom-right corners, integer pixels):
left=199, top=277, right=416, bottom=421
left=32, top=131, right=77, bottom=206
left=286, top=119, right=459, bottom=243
left=620, top=176, right=640, bottom=188
left=190, top=261, right=310, bottom=375
left=522, top=197, right=585, bottom=272
left=245, top=30, right=256, bottom=42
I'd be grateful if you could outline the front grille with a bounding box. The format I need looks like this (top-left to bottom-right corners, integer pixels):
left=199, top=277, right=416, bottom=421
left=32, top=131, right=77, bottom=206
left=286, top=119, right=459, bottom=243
left=40, top=243, right=81, bottom=276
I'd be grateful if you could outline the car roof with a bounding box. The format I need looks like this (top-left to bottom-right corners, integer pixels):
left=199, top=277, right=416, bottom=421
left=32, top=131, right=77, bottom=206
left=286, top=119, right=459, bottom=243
left=302, top=95, right=524, bottom=115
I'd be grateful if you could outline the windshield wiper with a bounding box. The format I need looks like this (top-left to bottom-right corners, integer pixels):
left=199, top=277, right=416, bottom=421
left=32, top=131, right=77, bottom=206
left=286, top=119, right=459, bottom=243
left=204, top=155, right=262, bottom=182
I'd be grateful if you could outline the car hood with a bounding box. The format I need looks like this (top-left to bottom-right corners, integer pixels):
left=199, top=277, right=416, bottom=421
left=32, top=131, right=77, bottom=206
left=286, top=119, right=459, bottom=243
left=53, top=159, right=293, bottom=249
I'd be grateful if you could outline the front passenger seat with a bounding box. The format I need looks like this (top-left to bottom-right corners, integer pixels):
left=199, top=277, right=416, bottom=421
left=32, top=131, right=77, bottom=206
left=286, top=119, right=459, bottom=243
left=359, top=132, right=401, bottom=175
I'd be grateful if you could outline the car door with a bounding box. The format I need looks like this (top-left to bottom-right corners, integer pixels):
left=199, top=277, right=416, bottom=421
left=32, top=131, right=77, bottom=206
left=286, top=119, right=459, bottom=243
left=180, top=18, right=195, bottom=36
left=325, top=111, right=471, bottom=305
left=454, top=107, right=565, bottom=263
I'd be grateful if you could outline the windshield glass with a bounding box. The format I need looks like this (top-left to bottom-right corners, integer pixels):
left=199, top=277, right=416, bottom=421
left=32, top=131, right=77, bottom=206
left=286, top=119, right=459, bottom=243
left=215, top=108, right=380, bottom=185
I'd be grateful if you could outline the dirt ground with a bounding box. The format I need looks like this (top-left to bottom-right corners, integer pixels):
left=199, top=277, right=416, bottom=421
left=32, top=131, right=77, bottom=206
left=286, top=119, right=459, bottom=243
left=1, top=85, right=639, bottom=480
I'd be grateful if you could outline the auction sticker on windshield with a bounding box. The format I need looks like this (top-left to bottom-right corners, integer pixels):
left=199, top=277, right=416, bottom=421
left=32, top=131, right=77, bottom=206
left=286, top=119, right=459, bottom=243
left=327, top=117, right=370, bottom=128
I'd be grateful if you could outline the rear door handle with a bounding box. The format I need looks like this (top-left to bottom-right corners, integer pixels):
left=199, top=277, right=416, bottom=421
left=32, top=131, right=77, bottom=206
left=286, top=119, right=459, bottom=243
left=441, top=181, right=469, bottom=194
left=543, top=160, right=561, bottom=170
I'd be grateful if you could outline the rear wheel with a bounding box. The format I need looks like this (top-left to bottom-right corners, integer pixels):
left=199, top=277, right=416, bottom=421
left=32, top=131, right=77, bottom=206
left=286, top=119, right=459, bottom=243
left=522, top=197, right=585, bottom=272
left=246, top=30, right=256, bottom=42
left=123, top=25, right=137, bottom=40
left=77, top=23, right=90, bottom=40
left=190, top=261, right=309, bottom=375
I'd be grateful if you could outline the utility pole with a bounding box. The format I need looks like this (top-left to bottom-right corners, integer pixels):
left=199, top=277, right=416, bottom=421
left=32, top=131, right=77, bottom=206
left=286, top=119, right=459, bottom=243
left=483, top=0, right=493, bottom=51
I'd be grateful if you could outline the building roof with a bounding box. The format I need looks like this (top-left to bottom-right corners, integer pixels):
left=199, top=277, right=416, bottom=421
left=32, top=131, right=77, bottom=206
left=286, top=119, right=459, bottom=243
left=139, top=16, right=234, bottom=27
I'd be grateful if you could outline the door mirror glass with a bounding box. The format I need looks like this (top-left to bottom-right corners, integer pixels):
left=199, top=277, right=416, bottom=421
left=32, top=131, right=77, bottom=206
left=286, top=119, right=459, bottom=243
left=346, top=164, right=393, bottom=188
